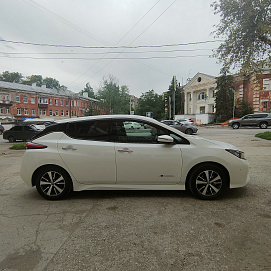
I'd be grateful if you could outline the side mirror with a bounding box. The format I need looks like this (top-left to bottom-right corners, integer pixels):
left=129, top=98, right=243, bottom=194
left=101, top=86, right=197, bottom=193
left=157, top=135, right=174, bottom=143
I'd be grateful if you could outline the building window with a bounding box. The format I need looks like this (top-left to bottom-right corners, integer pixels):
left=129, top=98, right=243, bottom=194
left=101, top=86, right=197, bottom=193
left=6, top=108, right=10, bottom=114
left=25, top=108, right=29, bottom=115
left=31, top=97, right=35, bottom=104
left=198, top=92, right=207, bottom=100
left=50, top=110, right=53, bottom=116
left=49, top=99, right=52, bottom=105
left=61, top=110, right=64, bottom=116
left=23, top=96, right=28, bottom=103
left=38, top=97, right=48, bottom=104
left=263, top=102, right=268, bottom=112
left=16, top=95, right=20, bottom=102
left=263, top=79, right=270, bottom=91
left=17, top=108, right=21, bottom=115
left=61, top=100, right=63, bottom=106
left=55, top=110, right=58, bottom=116
left=200, top=106, right=205, bottom=114
left=66, top=100, right=69, bottom=106
left=55, top=99, right=58, bottom=106
left=0, top=108, right=3, bottom=114
left=32, top=109, right=35, bottom=115
left=43, top=109, right=46, bottom=115
left=66, top=110, right=69, bottom=116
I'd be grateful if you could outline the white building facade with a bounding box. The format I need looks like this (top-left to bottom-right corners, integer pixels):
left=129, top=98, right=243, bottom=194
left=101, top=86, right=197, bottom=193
left=183, top=73, right=217, bottom=124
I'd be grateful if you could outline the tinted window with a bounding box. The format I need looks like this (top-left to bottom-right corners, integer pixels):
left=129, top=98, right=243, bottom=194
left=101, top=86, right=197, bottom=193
left=13, top=126, right=23, bottom=131
left=66, top=120, right=116, bottom=141
left=253, top=114, right=268, bottom=118
left=31, top=123, right=66, bottom=140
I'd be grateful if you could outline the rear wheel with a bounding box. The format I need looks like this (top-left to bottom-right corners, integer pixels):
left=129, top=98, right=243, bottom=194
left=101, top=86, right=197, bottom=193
left=187, top=164, right=228, bottom=200
left=35, top=166, right=73, bottom=200
left=259, top=122, right=268, bottom=129
left=232, top=123, right=240, bottom=129
left=185, top=128, right=193, bottom=135
left=8, top=136, right=15, bottom=143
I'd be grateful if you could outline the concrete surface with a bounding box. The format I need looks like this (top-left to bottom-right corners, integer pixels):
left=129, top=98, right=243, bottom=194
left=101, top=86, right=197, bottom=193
left=0, top=127, right=271, bottom=271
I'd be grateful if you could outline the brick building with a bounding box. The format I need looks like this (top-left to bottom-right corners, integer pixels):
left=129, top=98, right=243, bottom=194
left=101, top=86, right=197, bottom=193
left=0, top=81, right=102, bottom=122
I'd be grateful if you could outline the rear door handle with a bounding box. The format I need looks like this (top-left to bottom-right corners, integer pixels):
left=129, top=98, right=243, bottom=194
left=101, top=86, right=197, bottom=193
left=62, top=145, right=77, bottom=151
left=118, top=148, right=133, bottom=153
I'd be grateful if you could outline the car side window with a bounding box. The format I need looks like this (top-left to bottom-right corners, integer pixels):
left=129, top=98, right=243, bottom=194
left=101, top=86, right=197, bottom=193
left=115, top=120, right=188, bottom=144
left=13, top=126, right=23, bottom=131
left=66, top=120, right=116, bottom=141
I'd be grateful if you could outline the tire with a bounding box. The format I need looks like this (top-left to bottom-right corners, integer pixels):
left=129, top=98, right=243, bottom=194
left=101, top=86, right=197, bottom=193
left=35, top=166, right=73, bottom=200
left=232, top=123, right=240, bottom=129
left=8, top=136, right=15, bottom=143
left=259, top=122, right=268, bottom=129
left=187, top=164, right=228, bottom=200
left=185, top=128, right=193, bottom=135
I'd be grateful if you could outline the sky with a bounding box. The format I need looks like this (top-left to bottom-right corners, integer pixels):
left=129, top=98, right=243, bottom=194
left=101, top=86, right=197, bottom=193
left=0, top=0, right=222, bottom=97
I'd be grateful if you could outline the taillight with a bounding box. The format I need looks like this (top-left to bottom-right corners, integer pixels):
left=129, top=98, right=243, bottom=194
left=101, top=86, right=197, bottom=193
left=26, top=142, right=47, bottom=149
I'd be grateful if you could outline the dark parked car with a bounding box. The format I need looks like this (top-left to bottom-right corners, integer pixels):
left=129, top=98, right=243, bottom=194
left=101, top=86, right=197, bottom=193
left=161, top=120, right=198, bottom=135
left=228, top=113, right=271, bottom=129
left=3, top=125, right=40, bottom=142
left=0, top=124, right=5, bottom=135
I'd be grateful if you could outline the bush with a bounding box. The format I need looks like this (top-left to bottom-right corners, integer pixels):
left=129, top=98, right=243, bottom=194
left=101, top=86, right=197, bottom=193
left=9, top=142, right=26, bottom=150
left=255, top=132, right=271, bottom=140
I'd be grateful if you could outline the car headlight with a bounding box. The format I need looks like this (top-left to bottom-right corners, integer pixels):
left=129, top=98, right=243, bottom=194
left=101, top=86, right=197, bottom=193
left=226, top=149, right=246, bottom=159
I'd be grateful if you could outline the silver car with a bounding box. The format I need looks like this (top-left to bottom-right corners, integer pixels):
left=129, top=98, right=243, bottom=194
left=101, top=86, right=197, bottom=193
left=161, top=120, right=198, bottom=135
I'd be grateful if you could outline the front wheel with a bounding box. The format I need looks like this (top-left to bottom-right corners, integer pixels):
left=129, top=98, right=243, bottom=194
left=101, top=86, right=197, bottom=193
left=35, top=166, right=73, bottom=200
left=232, top=123, right=240, bottom=129
left=187, top=164, right=228, bottom=200
left=185, top=128, right=193, bottom=135
left=8, top=136, right=15, bottom=143
left=259, top=122, right=268, bottom=129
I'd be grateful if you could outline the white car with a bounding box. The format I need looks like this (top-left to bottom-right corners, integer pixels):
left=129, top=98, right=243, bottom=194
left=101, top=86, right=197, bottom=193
left=123, top=121, right=141, bottom=129
left=20, top=115, right=249, bottom=200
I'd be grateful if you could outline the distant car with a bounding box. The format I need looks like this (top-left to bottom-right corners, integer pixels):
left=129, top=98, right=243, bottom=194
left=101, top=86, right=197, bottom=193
left=123, top=121, right=141, bottom=129
left=161, top=120, right=198, bottom=135
left=176, top=118, right=195, bottom=125
left=228, top=113, right=271, bottom=129
left=20, top=115, right=249, bottom=200
left=0, top=125, right=5, bottom=135
left=3, top=125, right=40, bottom=142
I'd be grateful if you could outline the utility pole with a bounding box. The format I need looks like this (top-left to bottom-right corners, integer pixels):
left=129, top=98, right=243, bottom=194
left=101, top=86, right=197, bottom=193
left=173, top=76, right=176, bottom=120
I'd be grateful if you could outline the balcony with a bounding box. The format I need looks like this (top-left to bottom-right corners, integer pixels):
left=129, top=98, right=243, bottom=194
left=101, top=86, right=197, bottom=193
left=38, top=103, right=48, bottom=108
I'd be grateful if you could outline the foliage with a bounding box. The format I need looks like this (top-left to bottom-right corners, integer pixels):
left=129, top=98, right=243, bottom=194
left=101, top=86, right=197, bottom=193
left=22, top=75, right=43, bottom=86
left=215, top=69, right=235, bottom=122
left=79, top=83, right=96, bottom=99
left=9, top=143, right=26, bottom=150
left=212, top=0, right=271, bottom=74
left=96, top=76, right=130, bottom=114
left=0, top=71, right=23, bottom=83
left=167, top=76, right=183, bottom=118
left=43, top=77, right=61, bottom=90
left=235, top=100, right=253, bottom=117
left=255, top=131, right=271, bottom=140
left=137, top=90, right=165, bottom=120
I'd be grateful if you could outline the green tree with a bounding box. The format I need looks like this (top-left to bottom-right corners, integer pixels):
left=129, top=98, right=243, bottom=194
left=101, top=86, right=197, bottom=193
left=80, top=83, right=96, bottom=98
left=43, top=77, right=61, bottom=89
left=167, top=76, right=183, bottom=118
left=96, top=76, right=130, bottom=114
left=22, top=75, right=43, bottom=86
left=235, top=100, right=253, bottom=117
left=212, top=0, right=271, bottom=74
left=0, top=71, right=23, bottom=83
left=215, top=69, right=235, bottom=122
left=137, top=90, right=164, bottom=120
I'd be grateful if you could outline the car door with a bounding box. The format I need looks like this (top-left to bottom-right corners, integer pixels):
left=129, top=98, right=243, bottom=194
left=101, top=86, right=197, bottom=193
left=114, top=119, right=183, bottom=185
left=241, top=114, right=254, bottom=126
left=58, top=119, right=117, bottom=184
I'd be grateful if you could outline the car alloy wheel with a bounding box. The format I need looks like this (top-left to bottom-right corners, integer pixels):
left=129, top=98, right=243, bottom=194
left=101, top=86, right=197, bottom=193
left=188, top=164, right=227, bottom=200
left=259, top=122, right=268, bottom=129
left=232, top=123, right=240, bottom=129
left=35, top=166, right=73, bottom=200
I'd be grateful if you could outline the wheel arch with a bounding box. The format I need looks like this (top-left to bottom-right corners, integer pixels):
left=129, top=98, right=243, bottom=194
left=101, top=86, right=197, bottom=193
left=31, top=164, right=73, bottom=188
left=185, top=161, right=230, bottom=190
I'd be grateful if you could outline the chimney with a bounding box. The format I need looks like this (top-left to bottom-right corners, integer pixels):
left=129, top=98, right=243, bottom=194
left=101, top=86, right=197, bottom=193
left=83, top=92, right=88, bottom=98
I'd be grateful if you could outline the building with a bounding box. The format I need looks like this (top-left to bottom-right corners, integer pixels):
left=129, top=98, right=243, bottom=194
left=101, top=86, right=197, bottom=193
left=0, top=81, right=102, bottom=122
left=183, top=73, right=217, bottom=124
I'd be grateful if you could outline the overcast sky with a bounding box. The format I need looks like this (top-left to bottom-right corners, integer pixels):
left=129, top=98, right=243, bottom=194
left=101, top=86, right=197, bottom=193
left=0, top=0, right=222, bottom=97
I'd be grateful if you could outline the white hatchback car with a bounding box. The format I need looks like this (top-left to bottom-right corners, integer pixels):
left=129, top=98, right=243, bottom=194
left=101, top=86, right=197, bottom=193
left=20, top=115, right=249, bottom=200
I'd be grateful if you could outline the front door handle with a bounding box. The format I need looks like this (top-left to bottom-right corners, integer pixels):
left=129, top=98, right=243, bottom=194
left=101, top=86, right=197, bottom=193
left=118, top=148, right=133, bottom=153
left=62, top=145, right=77, bottom=151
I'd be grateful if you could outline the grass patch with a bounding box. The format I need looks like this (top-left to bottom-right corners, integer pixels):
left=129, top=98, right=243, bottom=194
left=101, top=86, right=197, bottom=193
left=255, top=131, right=271, bottom=140
left=9, top=142, right=26, bottom=150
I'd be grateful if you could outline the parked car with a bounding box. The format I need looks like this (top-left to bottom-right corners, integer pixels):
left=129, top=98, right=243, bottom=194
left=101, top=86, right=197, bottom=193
left=161, top=120, right=198, bottom=135
left=176, top=118, right=195, bottom=125
left=228, top=113, right=271, bottom=129
left=20, top=115, right=249, bottom=200
left=3, top=125, right=40, bottom=142
left=0, top=124, right=5, bottom=135
left=123, top=121, right=141, bottom=129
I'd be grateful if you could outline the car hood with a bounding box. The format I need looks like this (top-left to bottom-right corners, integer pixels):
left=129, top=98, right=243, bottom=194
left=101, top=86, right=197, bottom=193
left=188, top=135, right=239, bottom=149
left=229, top=118, right=241, bottom=123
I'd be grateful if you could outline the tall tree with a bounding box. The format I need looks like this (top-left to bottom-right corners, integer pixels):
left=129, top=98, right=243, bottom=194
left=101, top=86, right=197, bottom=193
left=137, top=90, right=165, bottom=120
left=212, top=0, right=271, bottom=74
left=0, top=71, right=23, bottom=83
left=80, top=83, right=96, bottom=98
left=215, top=69, right=235, bottom=122
left=96, top=76, right=130, bottom=114
left=22, top=75, right=43, bottom=86
left=168, top=76, right=183, bottom=118
left=43, top=77, right=61, bottom=89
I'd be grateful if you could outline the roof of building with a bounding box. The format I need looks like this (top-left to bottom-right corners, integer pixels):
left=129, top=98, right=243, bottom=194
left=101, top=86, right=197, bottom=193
left=0, top=81, right=99, bottom=102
